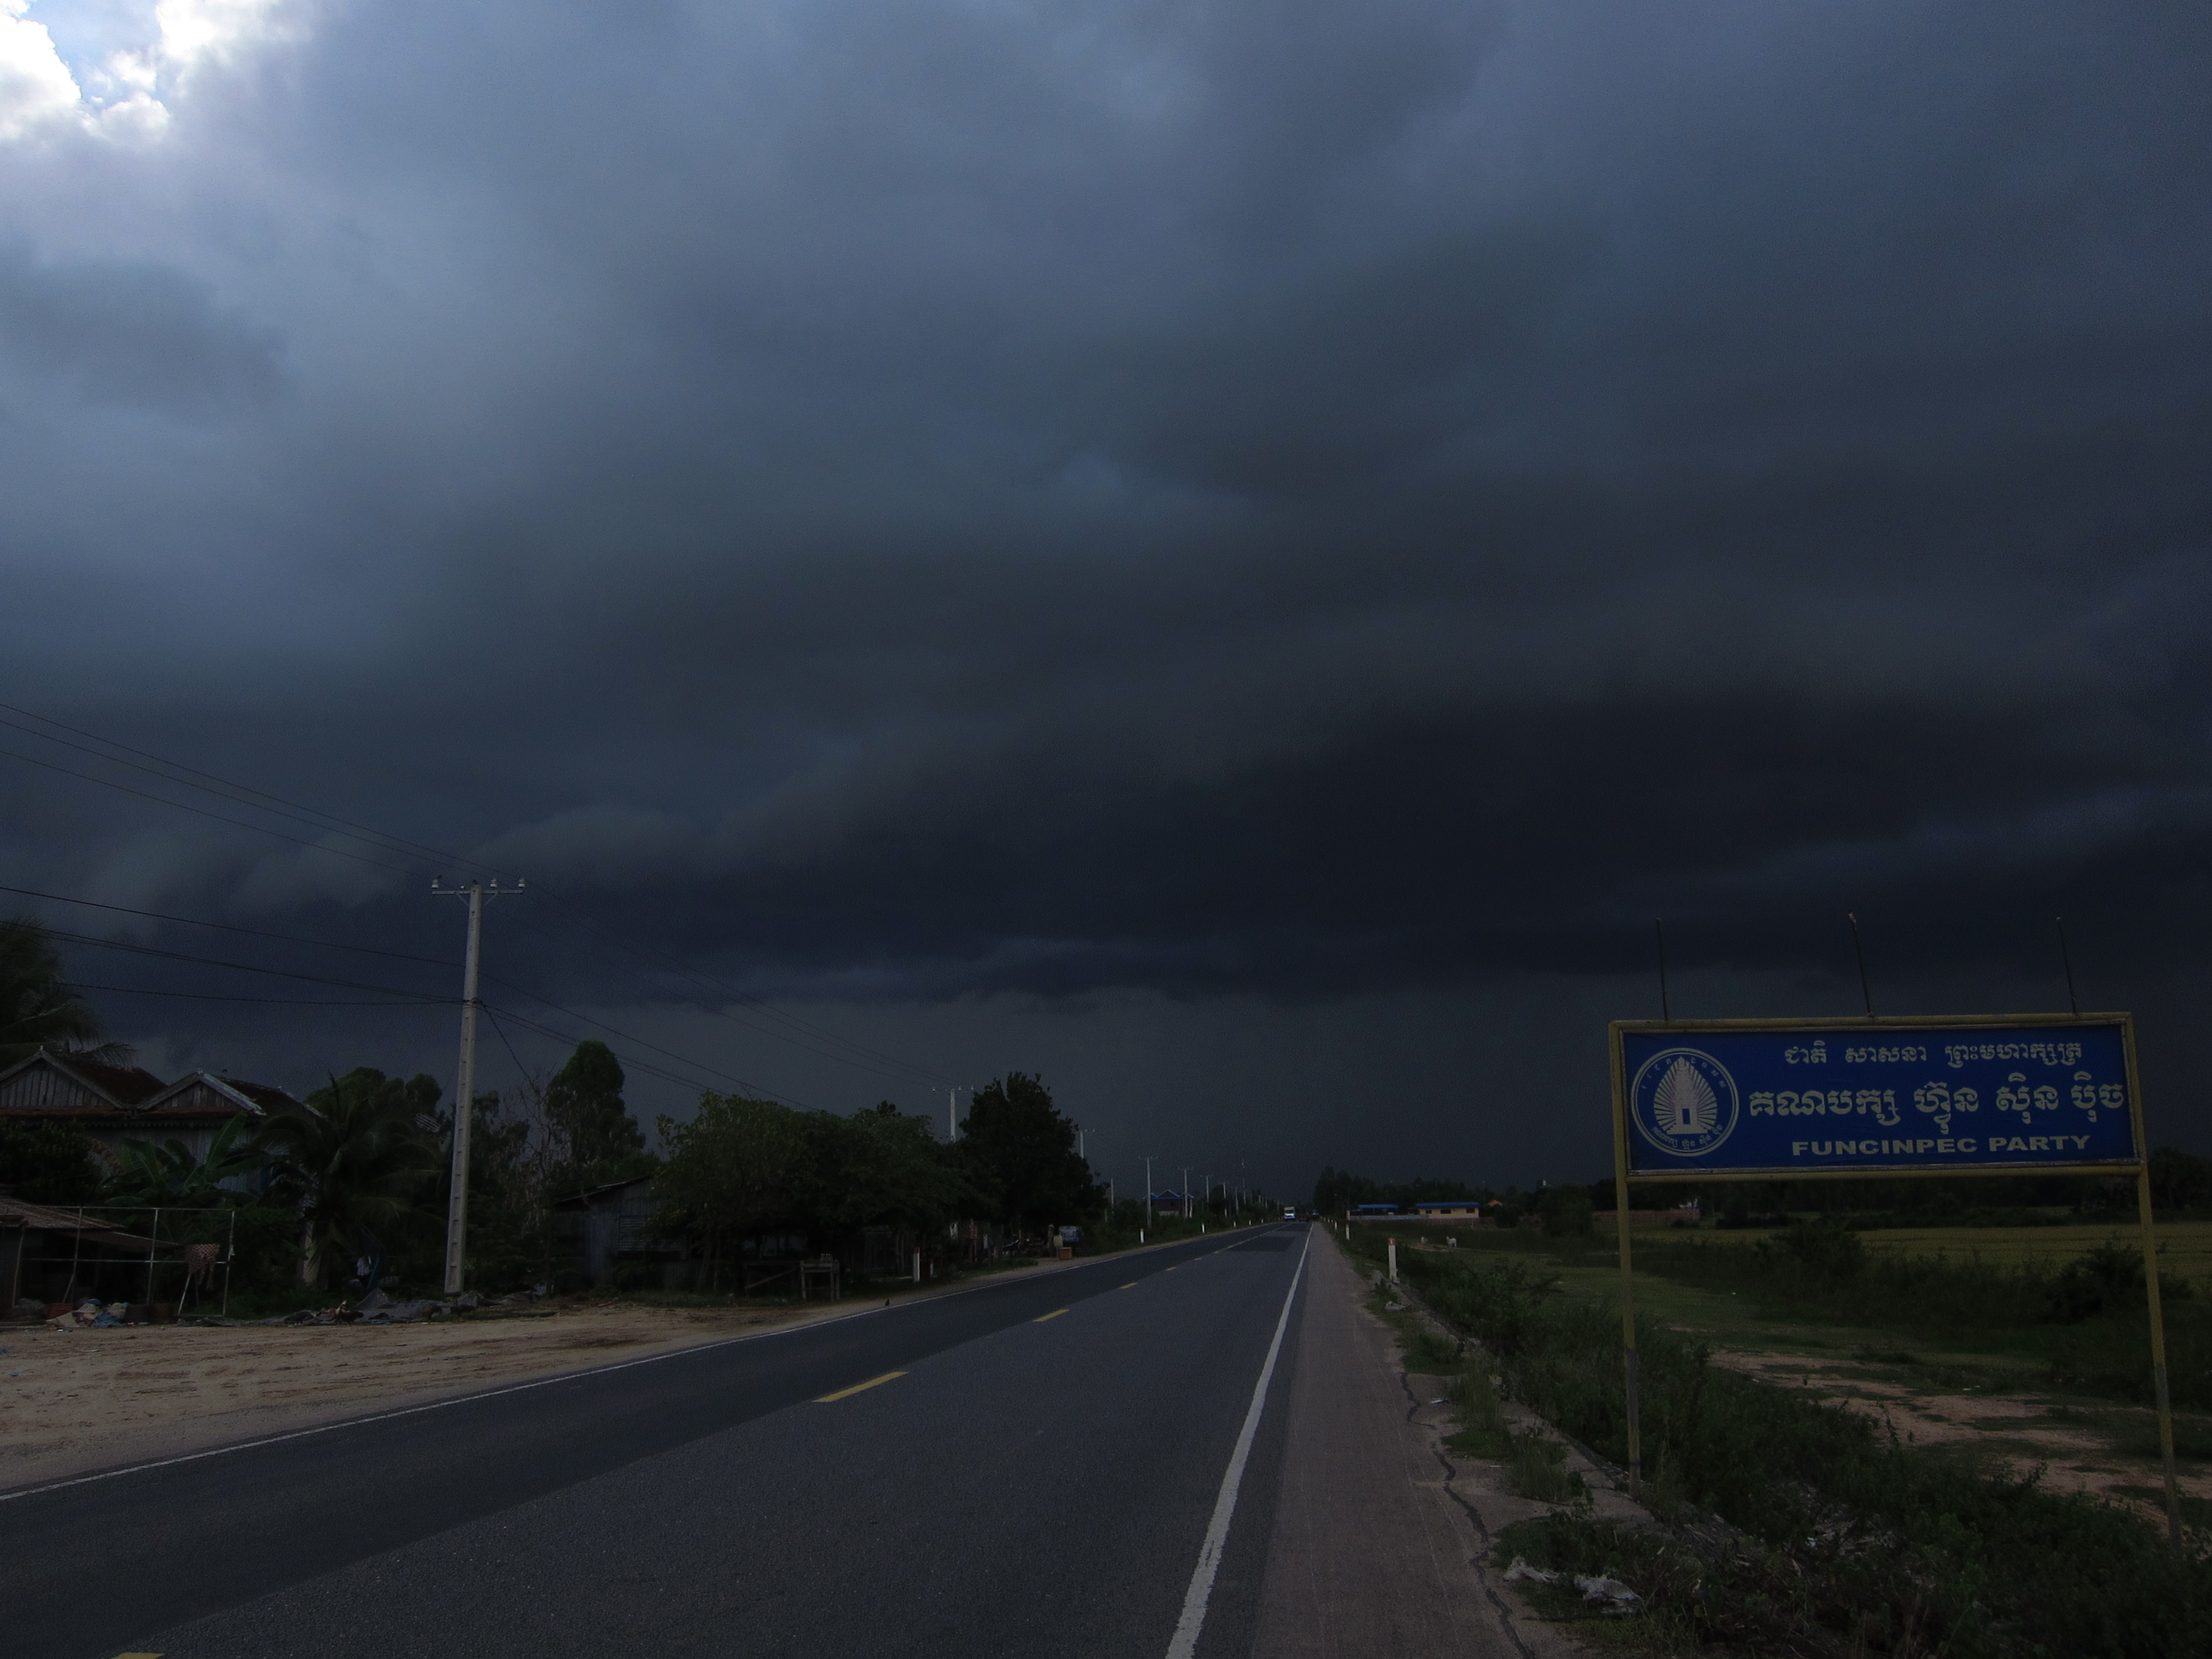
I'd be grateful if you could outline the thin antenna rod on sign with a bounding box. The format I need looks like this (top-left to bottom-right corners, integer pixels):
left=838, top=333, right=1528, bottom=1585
left=1655, top=919, right=1672, bottom=1022
left=1848, top=911, right=1874, bottom=1018
left=2057, top=916, right=2080, bottom=1016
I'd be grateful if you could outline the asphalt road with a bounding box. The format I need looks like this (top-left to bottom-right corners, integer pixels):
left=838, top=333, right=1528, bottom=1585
left=3, top=1225, right=1313, bottom=1659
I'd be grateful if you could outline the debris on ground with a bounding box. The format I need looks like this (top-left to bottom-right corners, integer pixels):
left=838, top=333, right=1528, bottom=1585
left=1503, top=1557, right=1558, bottom=1584
left=1575, top=1573, right=1641, bottom=1609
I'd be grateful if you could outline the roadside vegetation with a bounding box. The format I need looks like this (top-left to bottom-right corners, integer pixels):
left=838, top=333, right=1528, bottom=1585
left=3, top=923, right=1270, bottom=1311
left=1341, top=1224, right=2212, bottom=1657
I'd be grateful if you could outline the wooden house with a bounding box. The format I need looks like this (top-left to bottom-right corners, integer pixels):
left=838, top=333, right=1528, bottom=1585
left=0, top=1050, right=301, bottom=1175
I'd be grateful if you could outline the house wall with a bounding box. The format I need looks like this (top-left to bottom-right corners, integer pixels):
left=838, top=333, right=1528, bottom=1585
left=0, top=1069, right=106, bottom=1110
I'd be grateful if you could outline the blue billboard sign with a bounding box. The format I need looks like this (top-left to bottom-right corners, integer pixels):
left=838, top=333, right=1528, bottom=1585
left=1612, top=1017, right=2143, bottom=1178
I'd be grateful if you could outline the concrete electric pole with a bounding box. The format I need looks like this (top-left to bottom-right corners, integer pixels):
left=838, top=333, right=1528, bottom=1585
left=434, top=876, right=522, bottom=1296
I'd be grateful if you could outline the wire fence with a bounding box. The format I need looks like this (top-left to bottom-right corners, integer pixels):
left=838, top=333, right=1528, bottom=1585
left=7, top=1204, right=241, bottom=1319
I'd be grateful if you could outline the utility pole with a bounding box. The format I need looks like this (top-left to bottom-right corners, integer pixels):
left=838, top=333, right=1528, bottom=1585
left=948, top=1084, right=971, bottom=1141
left=434, top=876, right=522, bottom=1296
left=1144, top=1155, right=1156, bottom=1236
left=1182, top=1165, right=1191, bottom=1219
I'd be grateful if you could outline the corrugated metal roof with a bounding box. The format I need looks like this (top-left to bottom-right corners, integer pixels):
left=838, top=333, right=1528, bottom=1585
left=0, top=1056, right=299, bottom=1124
left=0, top=1195, right=155, bottom=1245
left=0, top=1051, right=169, bottom=1111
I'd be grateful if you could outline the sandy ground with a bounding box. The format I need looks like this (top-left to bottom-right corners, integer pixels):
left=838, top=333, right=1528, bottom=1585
left=0, top=1244, right=1193, bottom=1495
left=1710, top=1349, right=2208, bottom=1523
left=0, top=1299, right=862, bottom=1492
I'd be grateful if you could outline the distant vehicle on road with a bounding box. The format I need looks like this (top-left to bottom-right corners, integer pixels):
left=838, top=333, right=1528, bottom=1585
left=1282, top=1206, right=1299, bottom=1220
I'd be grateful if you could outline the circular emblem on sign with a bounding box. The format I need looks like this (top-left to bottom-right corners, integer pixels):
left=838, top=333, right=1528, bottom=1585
left=1630, top=1048, right=1740, bottom=1158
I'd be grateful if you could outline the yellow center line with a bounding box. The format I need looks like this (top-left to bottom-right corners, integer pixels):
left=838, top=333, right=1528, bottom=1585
left=1119, top=1282, right=1138, bottom=1289
left=814, top=1370, right=907, bottom=1403
left=1034, top=1308, right=1068, bottom=1322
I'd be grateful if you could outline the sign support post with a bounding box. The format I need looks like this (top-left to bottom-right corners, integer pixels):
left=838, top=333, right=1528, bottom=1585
left=1609, top=1011, right=2179, bottom=1547
left=1610, top=1042, right=1641, bottom=1496
left=2124, top=1030, right=2182, bottom=1544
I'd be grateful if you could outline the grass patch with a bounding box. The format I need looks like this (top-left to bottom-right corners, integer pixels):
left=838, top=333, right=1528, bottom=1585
left=1497, top=1512, right=1955, bottom=1656
left=1505, top=1429, right=1589, bottom=1506
left=1341, top=1227, right=2212, bottom=1657
left=2112, top=1487, right=2212, bottom=1529
left=2115, top=1416, right=2212, bottom=1463
left=1403, top=1325, right=1462, bottom=1372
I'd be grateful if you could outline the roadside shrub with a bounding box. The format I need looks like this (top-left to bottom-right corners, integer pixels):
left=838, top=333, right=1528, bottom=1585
left=2045, top=1242, right=2194, bottom=1321
left=2051, top=1301, right=2212, bottom=1410
left=1346, top=1227, right=2212, bottom=1657
left=1760, top=1214, right=1866, bottom=1279
left=1538, top=1185, right=1593, bottom=1237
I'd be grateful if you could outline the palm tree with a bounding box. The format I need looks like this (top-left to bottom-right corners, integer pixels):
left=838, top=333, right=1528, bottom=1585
left=0, top=917, right=133, bottom=1067
left=257, top=1070, right=440, bottom=1287
left=102, top=1116, right=262, bottom=1208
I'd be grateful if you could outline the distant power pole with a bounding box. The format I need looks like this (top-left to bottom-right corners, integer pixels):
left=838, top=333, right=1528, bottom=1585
left=1181, top=1165, right=1191, bottom=1219
left=434, top=876, right=523, bottom=1296
left=948, top=1085, right=971, bottom=1141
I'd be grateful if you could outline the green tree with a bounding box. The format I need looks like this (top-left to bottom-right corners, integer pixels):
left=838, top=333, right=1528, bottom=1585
left=545, top=1041, right=647, bottom=1188
left=790, top=1103, right=984, bottom=1248
left=2150, top=1145, right=2212, bottom=1213
left=259, top=1069, right=441, bottom=1287
left=0, top=1119, right=104, bottom=1204
left=102, top=1116, right=261, bottom=1208
left=1538, top=1184, right=1594, bottom=1237
left=0, top=917, right=131, bottom=1066
left=655, top=1093, right=803, bottom=1285
left=959, top=1073, right=1099, bottom=1235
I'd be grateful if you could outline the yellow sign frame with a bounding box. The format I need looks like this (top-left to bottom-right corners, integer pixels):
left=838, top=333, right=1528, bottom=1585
left=1606, top=1010, right=2182, bottom=1544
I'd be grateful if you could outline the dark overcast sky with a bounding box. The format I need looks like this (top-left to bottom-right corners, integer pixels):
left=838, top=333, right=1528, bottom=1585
left=2, top=1, right=2209, bottom=1196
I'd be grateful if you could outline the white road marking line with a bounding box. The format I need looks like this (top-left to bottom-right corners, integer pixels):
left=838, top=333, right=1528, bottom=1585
left=1164, top=1227, right=1310, bottom=1659
left=0, top=1238, right=1218, bottom=1506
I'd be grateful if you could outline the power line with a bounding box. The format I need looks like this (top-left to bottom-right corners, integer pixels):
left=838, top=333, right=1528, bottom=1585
left=2, top=706, right=945, bottom=1082
left=475, top=969, right=806, bottom=1104
left=42, top=928, right=450, bottom=1002
left=2, top=705, right=957, bottom=1093
left=62, top=981, right=450, bottom=1007
left=0, top=706, right=461, bottom=868
left=0, top=882, right=458, bottom=968
left=503, top=899, right=959, bottom=1089
left=21, top=886, right=813, bottom=1105
left=0, top=743, right=412, bottom=877
left=484, top=1004, right=791, bottom=1102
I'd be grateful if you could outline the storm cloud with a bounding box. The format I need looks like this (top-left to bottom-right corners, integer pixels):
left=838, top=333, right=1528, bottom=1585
left=2, top=0, right=2209, bottom=1186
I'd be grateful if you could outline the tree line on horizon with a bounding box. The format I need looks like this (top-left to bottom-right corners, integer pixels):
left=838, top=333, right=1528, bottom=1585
left=0, top=916, right=1116, bottom=1301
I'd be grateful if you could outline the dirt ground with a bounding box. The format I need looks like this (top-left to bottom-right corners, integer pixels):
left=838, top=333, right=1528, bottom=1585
left=0, top=1248, right=1134, bottom=1495
left=1710, top=1347, right=2210, bottom=1524
left=0, top=1298, right=853, bottom=1493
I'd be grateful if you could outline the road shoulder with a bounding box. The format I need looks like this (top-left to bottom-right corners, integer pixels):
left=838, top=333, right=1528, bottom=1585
left=1249, top=1228, right=1589, bottom=1659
